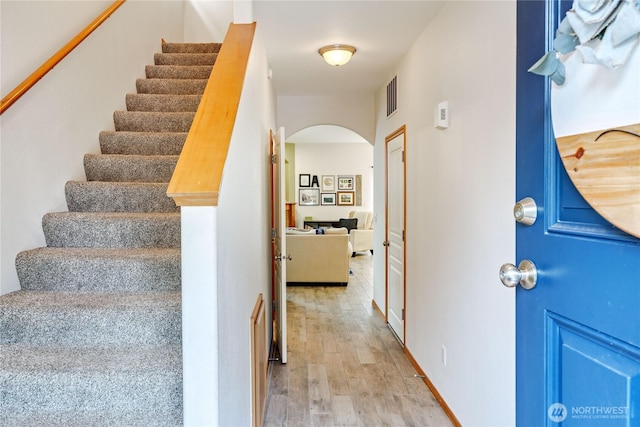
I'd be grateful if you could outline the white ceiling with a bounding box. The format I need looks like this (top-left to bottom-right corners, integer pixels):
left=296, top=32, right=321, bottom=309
left=254, top=1, right=443, bottom=97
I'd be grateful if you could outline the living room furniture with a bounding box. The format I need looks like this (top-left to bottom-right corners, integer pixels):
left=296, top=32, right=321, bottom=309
left=303, top=219, right=341, bottom=229
left=286, top=228, right=351, bottom=284
left=348, top=210, right=374, bottom=257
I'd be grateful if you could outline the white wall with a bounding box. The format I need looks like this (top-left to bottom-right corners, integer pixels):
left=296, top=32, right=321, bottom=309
left=372, top=2, right=516, bottom=425
left=216, top=24, right=276, bottom=426
left=0, top=1, right=184, bottom=295
left=293, top=142, right=373, bottom=227
left=278, top=95, right=376, bottom=143
left=184, top=0, right=233, bottom=42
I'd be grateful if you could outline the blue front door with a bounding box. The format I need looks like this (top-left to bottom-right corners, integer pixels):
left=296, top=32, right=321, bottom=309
left=516, top=1, right=640, bottom=425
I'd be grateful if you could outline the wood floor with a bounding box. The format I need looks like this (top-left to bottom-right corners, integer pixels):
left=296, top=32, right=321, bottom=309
left=264, top=253, right=453, bottom=426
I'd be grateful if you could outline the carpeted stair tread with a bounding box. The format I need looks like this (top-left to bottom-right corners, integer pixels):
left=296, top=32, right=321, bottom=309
left=145, top=64, right=212, bottom=80
left=42, top=212, right=180, bottom=249
left=0, top=344, right=182, bottom=426
left=1, top=409, right=181, bottom=427
left=136, top=78, right=207, bottom=95
left=1, top=343, right=180, bottom=372
left=0, top=290, right=181, bottom=346
left=65, top=181, right=178, bottom=212
left=16, top=247, right=180, bottom=292
left=99, top=131, right=186, bottom=155
left=162, top=42, right=221, bottom=53
left=84, top=153, right=178, bottom=182
left=154, top=52, right=217, bottom=66
left=126, top=93, right=202, bottom=112
left=113, top=111, right=195, bottom=132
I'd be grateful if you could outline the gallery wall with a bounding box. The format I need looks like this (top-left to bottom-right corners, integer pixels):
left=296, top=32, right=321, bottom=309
left=292, top=142, right=373, bottom=227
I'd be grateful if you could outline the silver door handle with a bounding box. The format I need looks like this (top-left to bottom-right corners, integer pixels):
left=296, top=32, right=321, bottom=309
left=513, top=197, right=537, bottom=226
left=274, top=254, right=282, bottom=261
left=499, top=260, right=537, bottom=290
left=382, top=241, right=390, bottom=247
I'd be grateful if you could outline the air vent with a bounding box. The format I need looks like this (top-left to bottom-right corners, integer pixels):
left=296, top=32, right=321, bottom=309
left=386, top=75, right=397, bottom=117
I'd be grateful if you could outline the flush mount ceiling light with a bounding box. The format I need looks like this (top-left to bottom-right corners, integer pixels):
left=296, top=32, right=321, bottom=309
left=318, top=44, right=357, bottom=67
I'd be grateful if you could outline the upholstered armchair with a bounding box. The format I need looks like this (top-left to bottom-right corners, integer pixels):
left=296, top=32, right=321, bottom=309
left=348, top=210, right=374, bottom=257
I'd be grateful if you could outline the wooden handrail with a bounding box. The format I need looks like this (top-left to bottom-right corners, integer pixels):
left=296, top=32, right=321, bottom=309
left=167, top=23, right=256, bottom=207
left=0, top=0, right=126, bottom=115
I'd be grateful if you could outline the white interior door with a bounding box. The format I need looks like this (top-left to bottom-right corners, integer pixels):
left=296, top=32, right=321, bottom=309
left=386, top=127, right=406, bottom=343
left=272, top=127, right=287, bottom=363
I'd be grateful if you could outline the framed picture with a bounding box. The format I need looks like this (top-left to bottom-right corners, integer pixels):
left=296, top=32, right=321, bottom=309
left=337, top=176, right=354, bottom=190
left=321, top=193, right=336, bottom=205
left=321, top=175, right=335, bottom=192
left=337, top=191, right=354, bottom=206
left=299, top=188, right=319, bottom=206
left=299, top=174, right=311, bottom=187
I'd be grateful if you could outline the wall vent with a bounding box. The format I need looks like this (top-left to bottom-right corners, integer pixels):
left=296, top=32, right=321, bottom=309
left=386, top=75, right=397, bottom=117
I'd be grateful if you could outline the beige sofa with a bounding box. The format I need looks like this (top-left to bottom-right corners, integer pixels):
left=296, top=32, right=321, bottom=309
left=286, top=228, right=351, bottom=285
left=348, top=211, right=374, bottom=257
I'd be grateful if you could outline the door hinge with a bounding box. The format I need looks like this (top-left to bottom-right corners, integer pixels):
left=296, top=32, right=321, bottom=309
left=271, top=154, right=277, bottom=164
left=401, top=308, right=405, bottom=321
left=272, top=301, right=277, bottom=311
left=402, top=151, right=405, bottom=162
left=271, top=228, right=276, bottom=238
left=402, top=230, right=405, bottom=241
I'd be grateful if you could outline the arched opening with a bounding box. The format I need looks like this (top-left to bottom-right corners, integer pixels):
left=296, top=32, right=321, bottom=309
left=284, top=125, right=373, bottom=228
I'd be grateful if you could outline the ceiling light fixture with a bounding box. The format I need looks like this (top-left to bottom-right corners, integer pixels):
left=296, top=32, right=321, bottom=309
left=318, top=44, right=357, bottom=67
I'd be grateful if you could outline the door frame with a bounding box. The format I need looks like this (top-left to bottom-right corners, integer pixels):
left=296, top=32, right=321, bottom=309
left=385, top=125, right=407, bottom=343
left=269, top=128, right=287, bottom=364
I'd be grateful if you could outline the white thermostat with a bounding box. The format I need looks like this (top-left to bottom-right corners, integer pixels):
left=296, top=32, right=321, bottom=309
left=434, top=101, right=449, bottom=129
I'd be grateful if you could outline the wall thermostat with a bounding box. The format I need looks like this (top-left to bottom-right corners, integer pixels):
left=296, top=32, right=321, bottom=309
left=434, top=101, right=449, bottom=129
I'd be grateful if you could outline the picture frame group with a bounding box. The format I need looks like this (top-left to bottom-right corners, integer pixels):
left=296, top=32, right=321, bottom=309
left=298, top=173, right=356, bottom=206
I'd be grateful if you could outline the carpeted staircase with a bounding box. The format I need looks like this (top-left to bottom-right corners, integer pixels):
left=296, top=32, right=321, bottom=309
left=0, top=42, right=220, bottom=426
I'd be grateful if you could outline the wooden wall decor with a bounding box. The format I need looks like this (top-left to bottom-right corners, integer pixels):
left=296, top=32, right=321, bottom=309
left=556, top=123, right=640, bottom=238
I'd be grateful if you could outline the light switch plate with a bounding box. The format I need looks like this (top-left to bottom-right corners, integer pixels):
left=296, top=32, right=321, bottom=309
left=434, top=101, right=449, bottom=129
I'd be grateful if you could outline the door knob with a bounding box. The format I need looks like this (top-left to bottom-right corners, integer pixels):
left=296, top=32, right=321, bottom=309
left=499, top=260, right=537, bottom=290
left=274, top=254, right=282, bottom=261
left=383, top=241, right=390, bottom=247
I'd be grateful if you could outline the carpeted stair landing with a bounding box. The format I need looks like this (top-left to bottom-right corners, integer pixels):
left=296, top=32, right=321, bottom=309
left=0, top=42, right=220, bottom=426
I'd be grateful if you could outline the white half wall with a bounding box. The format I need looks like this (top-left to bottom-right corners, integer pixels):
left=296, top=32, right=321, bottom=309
left=372, top=2, right=516, bottom=425
left=215, top=24, right=276, bottom=426
left=293, top=142, right=373, bottom=227
left=0, top=1, right=184, bottom=295
left=181, top=206, right=219, bottom=426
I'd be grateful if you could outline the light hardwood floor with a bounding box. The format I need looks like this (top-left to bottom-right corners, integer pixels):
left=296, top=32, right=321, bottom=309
left=264, top=253, right=453, bottom=426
